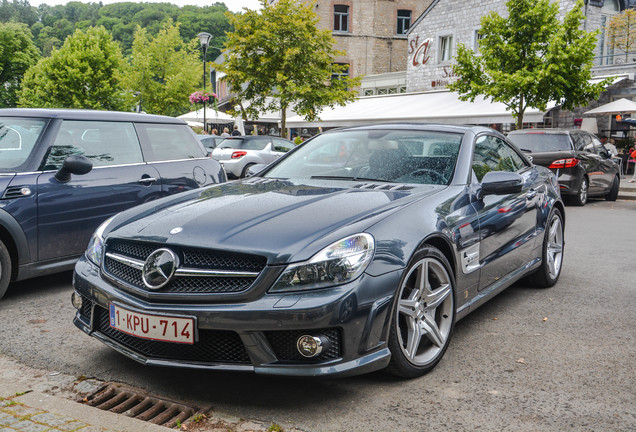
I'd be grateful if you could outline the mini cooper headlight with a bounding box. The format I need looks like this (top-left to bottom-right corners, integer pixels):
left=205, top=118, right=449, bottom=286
left=85, top=216, right=115, bottom=267
left=270, top=233, right=375, bottom=293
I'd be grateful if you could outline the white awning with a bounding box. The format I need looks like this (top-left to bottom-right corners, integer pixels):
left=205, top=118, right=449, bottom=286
left=177, top=108, right=234, bottom=124
left=285, top=90, right=555, bottom=128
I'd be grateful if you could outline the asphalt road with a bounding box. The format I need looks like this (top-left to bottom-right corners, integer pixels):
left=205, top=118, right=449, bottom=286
left=1, top=199, right=634, bottom=431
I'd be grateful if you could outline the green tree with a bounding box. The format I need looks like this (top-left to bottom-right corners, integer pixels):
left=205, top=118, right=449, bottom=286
left=217, top=0, right=360, bottom=136
left=122, top=21, right=201, bottom=116
left=448, top=0, right=607, bottom=129
left=608, top=9, right=636, bottom=64
left=0, top=22, right=39, bottom=107
left=18, top=26, right=133, bottom=110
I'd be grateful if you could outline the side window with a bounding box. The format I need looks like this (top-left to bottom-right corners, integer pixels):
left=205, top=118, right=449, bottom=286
left=44, top=121, right=143, bottom=170
left=571, top=133, right=587, bottom=151
left=273, top=139, right=294, bottom=153
left=136, top=123, right=206, bottom=162
left=589, top=135, right=606, bottom=155
left=472, top=135, right=526, bottom=181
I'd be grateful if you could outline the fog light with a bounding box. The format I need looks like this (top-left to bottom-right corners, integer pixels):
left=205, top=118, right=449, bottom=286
left=71, top=291, right=83, bottom=310
left=296, top=335, right=330, bottom=358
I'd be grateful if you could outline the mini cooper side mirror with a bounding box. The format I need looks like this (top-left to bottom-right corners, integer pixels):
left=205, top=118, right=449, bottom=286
left=55, top=154, right=93, bottom=183
left=480, top=171, right=524, bottom=197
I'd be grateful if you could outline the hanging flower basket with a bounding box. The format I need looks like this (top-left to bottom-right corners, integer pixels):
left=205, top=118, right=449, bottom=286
left=189, top=91, right=217, bottom=105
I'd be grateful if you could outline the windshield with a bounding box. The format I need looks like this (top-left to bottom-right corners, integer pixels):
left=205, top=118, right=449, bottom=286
left=0, top=117, right=48, bottom=172
left=264, top=129, right=462, bottom=185
left=218, top=138, right=269, bottom=151
left=508, top=133, right=572, bottom=152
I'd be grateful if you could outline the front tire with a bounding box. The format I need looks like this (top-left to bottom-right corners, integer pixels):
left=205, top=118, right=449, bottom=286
left=0, top=240, right=12, bottom=299
left=386, top=246, right=455, bottom=378
left=528, top=208, right=564, bottom=288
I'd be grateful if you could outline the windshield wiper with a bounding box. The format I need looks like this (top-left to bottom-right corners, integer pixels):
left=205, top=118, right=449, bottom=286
left=310, top=175, right=392, bottom=183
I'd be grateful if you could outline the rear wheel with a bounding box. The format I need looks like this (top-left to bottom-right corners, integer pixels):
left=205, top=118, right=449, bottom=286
left=241, top=163, right=255, bottom=178
left=569, top=177, right=588, bottom=206
left=386, top=246, right=455, bottom=378
left=605, top=175, right=619, bottom=201
left=0, top=240, right=12, bottom=299
left=528, top=208, right=564, bottom=288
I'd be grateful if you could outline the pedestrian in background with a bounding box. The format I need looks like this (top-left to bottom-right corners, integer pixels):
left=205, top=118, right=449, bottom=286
left=232, top=125, right=242, bottom=136
left=221, top=127, right=230, bottom=137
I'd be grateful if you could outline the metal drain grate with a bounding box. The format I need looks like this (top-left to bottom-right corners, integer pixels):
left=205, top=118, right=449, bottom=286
left=82, top=383, right=197, bottom=428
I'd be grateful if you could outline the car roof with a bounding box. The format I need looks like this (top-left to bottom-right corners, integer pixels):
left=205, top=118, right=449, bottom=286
left=508, top=128, right=577, bottom=135
left=0, top=108, right=185, bottom=124
left=326, top=122, right=495, bottom=135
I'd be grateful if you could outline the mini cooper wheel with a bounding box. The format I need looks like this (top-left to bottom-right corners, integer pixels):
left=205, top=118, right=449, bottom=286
left=0, top=240, right=12, bottom=299
left=386, top=246, right=455, bottom=378
left=570, top=177, right=588, bottom=206
left=528, top=208, right=564, bottom=288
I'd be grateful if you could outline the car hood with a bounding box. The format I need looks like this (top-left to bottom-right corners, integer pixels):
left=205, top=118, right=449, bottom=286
left=107, top=178, right=441, bottom=264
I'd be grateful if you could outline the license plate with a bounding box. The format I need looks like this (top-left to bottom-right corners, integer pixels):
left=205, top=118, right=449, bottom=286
left=109, top=304, right=195, bottom=344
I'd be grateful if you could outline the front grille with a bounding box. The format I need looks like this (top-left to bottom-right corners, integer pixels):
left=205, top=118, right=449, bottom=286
left=104, top=239, right=267, bottom=295
left=94, top=306, right=250, bottom=364
left=265, top=328, right=342, bottom=362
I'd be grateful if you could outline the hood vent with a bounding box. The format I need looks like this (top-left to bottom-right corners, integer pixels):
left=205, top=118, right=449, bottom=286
left=2, top=186, right=31, bottom=200
left=352, top=183, right=414, bottom=191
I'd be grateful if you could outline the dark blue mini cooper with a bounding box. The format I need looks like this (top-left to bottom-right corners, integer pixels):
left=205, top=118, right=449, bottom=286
left=72, top=124, right=564, bottom=378
left=0, top=109, right=225, bottom=298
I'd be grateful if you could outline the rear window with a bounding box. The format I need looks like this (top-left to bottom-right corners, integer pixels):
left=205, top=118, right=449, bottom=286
left=508, top=133, right=572, bottom=152
left=0, top=117, right=47, bottom=172
left=136, top=123, right=206, bottom=162
left=218, top=138, right=269, bottom=151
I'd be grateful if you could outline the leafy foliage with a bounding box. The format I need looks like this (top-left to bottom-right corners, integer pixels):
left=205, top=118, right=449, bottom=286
left=122, top=21, right=201, bottom=116
left=448, top=0, right=607, bottom=128
left=217, top=0, right=360, bottom=136
left=0, top=1, right=232, bottom=57
left=18, top=26, right=133, bottom=110
left=0, top=21, right=39, bottom=107
left=608, top=9, right=636, bottom=64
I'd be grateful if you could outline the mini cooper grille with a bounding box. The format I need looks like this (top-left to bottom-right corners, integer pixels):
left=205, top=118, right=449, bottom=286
left=265, top=328, right=342, bottom=362
left=104, top=239, right=267, bottom=294
left=94, top=307, right=250, bottom=364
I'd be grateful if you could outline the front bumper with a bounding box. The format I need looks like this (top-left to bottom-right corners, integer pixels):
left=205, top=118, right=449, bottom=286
left=72, top=257, right=399, bottom=377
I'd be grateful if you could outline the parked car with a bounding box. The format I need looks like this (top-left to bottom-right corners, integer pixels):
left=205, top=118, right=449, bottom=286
left=211, top=135, right=295, bottom=178
left=507, top=128, right=620, bottom=205
left=72, top=123, right=565, bottom=378
left=0, top=108, right=226, bottom=299
left=196, top=135, right=224, bottom=153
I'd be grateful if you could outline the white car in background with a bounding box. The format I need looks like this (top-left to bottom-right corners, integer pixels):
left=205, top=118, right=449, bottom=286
left=211, top=136, right=295, bottom=178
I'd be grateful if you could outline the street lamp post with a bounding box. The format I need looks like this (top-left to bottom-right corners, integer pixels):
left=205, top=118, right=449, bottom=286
left=197, top=32, right=212, bottom=133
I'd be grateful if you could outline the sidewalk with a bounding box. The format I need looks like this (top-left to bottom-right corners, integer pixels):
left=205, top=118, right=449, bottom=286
left=619, top=175, right=636, bottom=200
left=0, top=355, right=170, bottom=432
left=0, top=355, right=285, bottom=432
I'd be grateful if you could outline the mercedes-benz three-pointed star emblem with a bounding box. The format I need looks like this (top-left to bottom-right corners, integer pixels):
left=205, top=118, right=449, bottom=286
left=142, top=248, right=178, bottom=290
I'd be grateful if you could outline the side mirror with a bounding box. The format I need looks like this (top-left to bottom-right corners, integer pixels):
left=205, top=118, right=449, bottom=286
left=480, top=171, right=523, bottom=197
left=55, top=155, right=93, bottom=183
left=246, top=164, right=267, bottom=177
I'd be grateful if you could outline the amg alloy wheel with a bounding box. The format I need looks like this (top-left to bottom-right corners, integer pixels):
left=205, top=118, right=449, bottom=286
left=387, top=246, right=455, bottom=378
left=528, top=208, right=564, bottom=288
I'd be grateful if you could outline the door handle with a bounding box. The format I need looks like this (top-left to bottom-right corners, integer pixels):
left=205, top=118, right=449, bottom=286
left=138, top=177, right=157, bottom=184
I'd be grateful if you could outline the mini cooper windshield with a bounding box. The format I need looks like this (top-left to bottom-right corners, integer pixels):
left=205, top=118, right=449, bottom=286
left=265, top=130, right=462, bottom=185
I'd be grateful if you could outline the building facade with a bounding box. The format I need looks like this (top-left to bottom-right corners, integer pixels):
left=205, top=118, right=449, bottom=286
left=405, top=0, right=636, bottom=134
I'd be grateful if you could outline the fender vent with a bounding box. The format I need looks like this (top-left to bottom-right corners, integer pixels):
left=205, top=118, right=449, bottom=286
left=2, top=186, right=31, bottom=200
left=82, top=383, right=198, bottom=428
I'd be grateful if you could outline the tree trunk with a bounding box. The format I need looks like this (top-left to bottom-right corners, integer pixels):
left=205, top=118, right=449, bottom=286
left=280, top=105, right=287, bottom=138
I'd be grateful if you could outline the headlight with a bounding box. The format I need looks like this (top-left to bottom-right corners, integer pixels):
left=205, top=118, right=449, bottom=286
left=270, top=233, right=375, bottom=293
left=85, top=216, right=116, bottom=266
